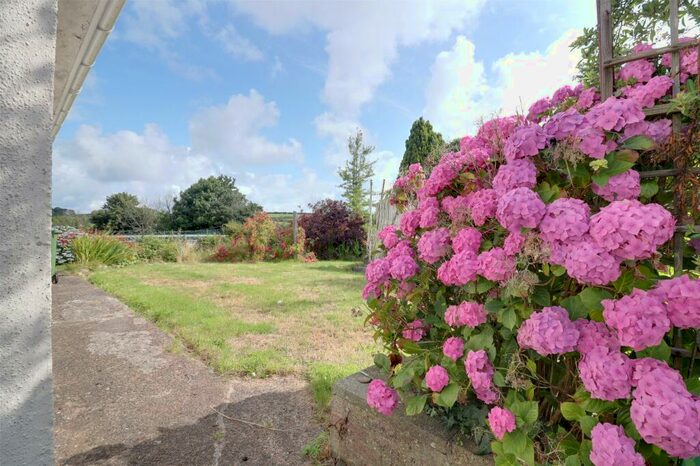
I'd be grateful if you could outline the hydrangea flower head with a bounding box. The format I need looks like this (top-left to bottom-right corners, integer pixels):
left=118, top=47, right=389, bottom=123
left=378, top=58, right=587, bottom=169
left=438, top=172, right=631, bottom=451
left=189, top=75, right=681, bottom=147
left=496, top=187, right=546, bottom=232
left=443, top=337, right=465, bottom=362
left=517, top=306, right=579, bottom=355
left=592, top=170, right=641, bottom=202
left=602, top=288, right=670, bottom=351
left=465, top=350, right=499, bottom=404
left=504, top=125, right=548, bottom=161
left=564, top=238, right=622, bottom=285
left=576, top=125, right=617, bottom=159
left=399, top=209, right=421, bottom=237
left=441, top=195, right=470, bottom=223
left=623, top=75, right=673, bottom=107
left=651, top=274, right=700, bottom=329
left=618, top=44, right=656, bottom=84
left=452, top=227, right=482, bottom=255
left=378, top=225, right=400, bottom=249
left=488, top=407, right=516, bottom=440
left=574, top=319, right=619, bottom=354
left=630, top=357, right=671, bottom=387
left=631, top=363, right=700, bottom=458
left=438, top=251, right=480, bottom=286
left=425, top=365, right=449, bottom=392
left=492, top=159, right=538, bottom=194
left=590, top=423, right=645, bottom=466
left=576, top=87, right=599, bottom=110
left=552, top=84, right=582, bottom=105
left=366, top=379, right=399, bottom=415
left=445, top=301, right=487, bottom=328
left=662, top=37, right=699, bottom=83
left=417, top=197, right=440, bottom=229
left=365, top=257, right=390, bottom=285
left=466, top=189, right=499, bottom=226
left=527, top=97, right=552, bottom=122
left=578, top=346, right=633, bottom=400
left=503, top=231, right=526, bottom=256
left=478, top=247, right=516, bottom=282
left=389, top=252, right=419, bottom=280
left=417, top=227, right=451, bottom=264
left=538, top=197, right=590, bottom=244
left=402, top=319, right=427, bottom=342
left=544, top=107, right=585, bottom=140
left=586, top=96, right=645, bottom=132
left=589, top=200, right=675, bottom=260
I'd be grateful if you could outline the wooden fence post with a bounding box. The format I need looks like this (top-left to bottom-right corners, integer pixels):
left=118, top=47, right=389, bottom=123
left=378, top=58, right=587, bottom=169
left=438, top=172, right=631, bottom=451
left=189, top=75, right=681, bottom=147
left=596, top=0, right=614, bottom=99
left=293, top=212, right=298, bottom=244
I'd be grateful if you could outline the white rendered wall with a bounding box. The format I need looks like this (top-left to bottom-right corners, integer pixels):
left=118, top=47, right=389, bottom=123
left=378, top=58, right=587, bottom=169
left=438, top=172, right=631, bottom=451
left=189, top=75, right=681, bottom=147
left=0, top=0, right=57, bottom=464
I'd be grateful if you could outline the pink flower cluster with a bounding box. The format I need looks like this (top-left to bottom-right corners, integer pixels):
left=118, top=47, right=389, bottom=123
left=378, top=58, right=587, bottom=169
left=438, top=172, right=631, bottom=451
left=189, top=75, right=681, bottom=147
left=544, top=107, right=584, bottom=140
left=504, top=125, right=548, bottom=161
left=492, top=159, right=537, bottom=194
left=618, top=43, right=655, bottom=84
left=661, top=37, right=699, bottom=83
left=425, top=365, right=449, bottom=392
left=402, top=319, right=426, bottom=342
left=445, top=301, right=487, bottom=328
left=487, top=407, right=516, bottom=440
left=366, top=379, right=399, bottom=416
left=539, top=198, right=590, bottom=244
left=452, top=227, right=482, bottom=255
left=590, top=423, right=645, bottom=466
left=437, top=250, right=480, bottom=286
left=441, top=195, right=470, bottom=223
left=477, top=247, right=516, bottom=282
left=623, top=75, right=673, bottom=108
left=417, top=197, right=440, bottom=229
left=378, top=225, right=400, bottom=249
left=496, top=187, right=546, bottom=232
left=631, top=363, right=700, bottom=458
left=443, top=337, right=465, bottom=362
left=574, top=319, right=619, bottom=354
left=602, top=288, right=670, bottom=351
left=466, top=189, right=499, bottom=226
left=592, top=170, right=640, bottom=202
left=417, top=227, right=451, bottom=264
left=578, top=346, right=633, bottom=400
left=464, top=350, right=498, bottom=404
left=651, top=274, right=700, bottom=329
left=586, top=96, right=646, bottom=132
left=517, top=306, right=579, bottom=356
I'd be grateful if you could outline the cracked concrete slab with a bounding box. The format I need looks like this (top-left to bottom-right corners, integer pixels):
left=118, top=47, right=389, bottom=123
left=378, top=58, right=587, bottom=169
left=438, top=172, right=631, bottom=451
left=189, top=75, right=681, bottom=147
left=53, top=275, right=320, bottom=466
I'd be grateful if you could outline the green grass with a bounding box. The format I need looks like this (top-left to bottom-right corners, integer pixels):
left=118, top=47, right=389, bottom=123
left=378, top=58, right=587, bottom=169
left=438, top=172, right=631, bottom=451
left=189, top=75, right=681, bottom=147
left=88, top=261, right=373, bottom=380
left=301, top=431, right=330, bottom=463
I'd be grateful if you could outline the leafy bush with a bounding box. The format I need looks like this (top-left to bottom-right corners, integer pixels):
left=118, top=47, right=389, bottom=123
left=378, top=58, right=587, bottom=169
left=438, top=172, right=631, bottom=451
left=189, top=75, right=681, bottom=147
left=71, top=234, right=136, bottom=265
left=364, top=45, right=700, bottom=465
left=212, top=212, right=306, bottom=262
left=300, top=199, right=366, bottom=260
left=52, top=226, right=85, bottom=264
left=136, top=237, right=179, bottom=262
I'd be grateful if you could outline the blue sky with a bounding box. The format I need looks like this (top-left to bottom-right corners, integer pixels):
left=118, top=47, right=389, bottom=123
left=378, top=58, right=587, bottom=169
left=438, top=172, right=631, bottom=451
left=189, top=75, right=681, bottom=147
left=53, top=0, right=596, bottom=212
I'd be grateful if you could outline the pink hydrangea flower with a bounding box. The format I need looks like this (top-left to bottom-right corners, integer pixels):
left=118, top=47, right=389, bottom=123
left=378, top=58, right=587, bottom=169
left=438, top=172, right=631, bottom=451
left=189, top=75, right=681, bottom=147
left=590, top=423, right=645, bottom=466
left=623, top=75, right=673, bottom=108
left=504, top=124, right=548, bottom=161
left=631, top=357, right=671, bottom=387
left=602, top=288, right=670, bottom=351
left=589, top=200, right=675, bottom=260
left=576, top=125, right=617, bottom=159
left=394, top=163, right=424, bottom=194
left=445, top=301, right=487, bottom=328
left=452, top=228, right=482, bottom=255
left=574, top=319, right=620, bottom=355
left=496, top=187, right=546, bottom=232
left=417, top=197, right=440, bottom=229
left=425, top=365, right=449, bottom=392
left=474, top=116, right=521, bottom=156
left=592, top=170, right=641, bottom=202
left=544, top=107, right=585, bottom=140
left=422, top=152, right=466, bottom=196
left=441, top=195, right=471, bottom=223
left=503, top=231, right=526, bottom=256
left=438, top=251, right=480, bottom=286
left=538, top=197, right=590, bottom=244
left=366, top=379, right=399, bottom=416
left=631, top=363, right=700, bottom=458
left=492, top=159, right=538, bottom=194
left=578, top=346, right=633, bottom=400
left=399, top=209, right=421, bottom=237
left=517, top=306, right=579, bottom=355
left=651, top=274, right=700, bottom=329
left=488, top=407, right=516, bottom=440
left=586, top=96, right=645, bottom=132
left=389, top=252, right=419, bottom=280
left=662, top=37, right=699, bottom=83
left=552, top=84, right=582, bottom=105
left=465, top=350, right=499, bottom=404
left=417, top=227, right=451, bottom=264
left=576, top=87, right=599, bottom=110
left=466, top=189, right=499, bottom=226
left=378, top=225, right=400, bottom=249
left=362, top=282, right=381, bottom=300
left=564, top=237, right=622, bottom=285
left=618, top=43, right=656, bottom=84
left=443, top=337, right=465, bottom=362
left=623, top=118, right=672, bottom=144
left=365, top=257, right=390, bottom=285
left=527, top=97, right=552, bottom=122
left=396, top=281, right=416, bottom=299
left=402, top=319, right=426, bottom=342
left=478, top=247, right=516, bottom=282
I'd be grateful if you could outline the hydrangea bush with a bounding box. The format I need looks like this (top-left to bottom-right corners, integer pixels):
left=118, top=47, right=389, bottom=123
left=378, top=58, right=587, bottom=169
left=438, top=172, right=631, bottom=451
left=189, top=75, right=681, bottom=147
left=365, top=41, right=700, bottom=465
left=52, top=225, right=85, bottom=264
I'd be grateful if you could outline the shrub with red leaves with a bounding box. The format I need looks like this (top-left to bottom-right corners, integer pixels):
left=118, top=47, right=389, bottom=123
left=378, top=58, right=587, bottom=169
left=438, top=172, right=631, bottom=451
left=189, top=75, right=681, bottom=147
left=300, top=199, right=366, bottom=260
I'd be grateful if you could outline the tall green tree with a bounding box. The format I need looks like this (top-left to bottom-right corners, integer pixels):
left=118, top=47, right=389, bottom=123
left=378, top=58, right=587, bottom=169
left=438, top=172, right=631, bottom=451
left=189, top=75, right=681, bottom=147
left=90, top=192, right=157, bottom=233
left=171, top=175, right=261, bottom=230
left=338, top=129, right=376, bottom=216
left=571, top=0, right=699, bottom=87
left=399, top=117, right=444, bottom=172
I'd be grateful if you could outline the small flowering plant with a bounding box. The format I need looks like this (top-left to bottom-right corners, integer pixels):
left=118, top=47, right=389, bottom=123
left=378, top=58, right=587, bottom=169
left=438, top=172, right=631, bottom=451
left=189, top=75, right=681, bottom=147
left=365, top=41, right=700, bottom=466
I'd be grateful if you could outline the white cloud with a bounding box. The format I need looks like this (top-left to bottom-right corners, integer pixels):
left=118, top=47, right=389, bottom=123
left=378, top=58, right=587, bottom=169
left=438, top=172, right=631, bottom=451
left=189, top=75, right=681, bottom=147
left=189, top=90, right=303, bottom=165
left=215, top=25, right=264, bottom=62
left=425, top=29, right=582, bottom=139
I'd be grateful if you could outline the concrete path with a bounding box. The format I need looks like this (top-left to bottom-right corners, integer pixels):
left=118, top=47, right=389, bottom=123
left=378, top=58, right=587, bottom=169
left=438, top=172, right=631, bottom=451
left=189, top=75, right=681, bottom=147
left=53, top=275, right=320, bottom=466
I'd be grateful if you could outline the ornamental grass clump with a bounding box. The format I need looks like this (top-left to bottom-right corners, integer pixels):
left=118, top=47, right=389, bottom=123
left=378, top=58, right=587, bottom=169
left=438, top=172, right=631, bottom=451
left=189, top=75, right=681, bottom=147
left=364, top=40, right=700, bottom=465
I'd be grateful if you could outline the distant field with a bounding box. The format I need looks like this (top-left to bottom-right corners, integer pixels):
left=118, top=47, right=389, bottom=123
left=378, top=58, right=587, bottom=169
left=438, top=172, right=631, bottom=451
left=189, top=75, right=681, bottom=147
left=89, top=261, right=373, bottom=413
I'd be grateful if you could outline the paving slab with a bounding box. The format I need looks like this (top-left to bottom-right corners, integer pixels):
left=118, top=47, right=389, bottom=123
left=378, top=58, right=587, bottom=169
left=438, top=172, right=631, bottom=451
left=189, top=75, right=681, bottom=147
left=53, top=275, right=320, bottom=466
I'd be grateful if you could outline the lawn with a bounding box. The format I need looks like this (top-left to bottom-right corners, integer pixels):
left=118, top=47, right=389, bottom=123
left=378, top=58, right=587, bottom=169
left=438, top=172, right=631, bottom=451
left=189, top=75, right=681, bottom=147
left=89, top=261, right=374, bottom=412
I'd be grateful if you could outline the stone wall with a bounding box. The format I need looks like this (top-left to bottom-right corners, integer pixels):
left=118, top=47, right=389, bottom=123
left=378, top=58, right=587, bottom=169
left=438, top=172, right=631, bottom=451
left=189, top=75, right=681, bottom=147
left=330, top=368, right=493, bottom=466
left=0, top=0, right=57, bottom=464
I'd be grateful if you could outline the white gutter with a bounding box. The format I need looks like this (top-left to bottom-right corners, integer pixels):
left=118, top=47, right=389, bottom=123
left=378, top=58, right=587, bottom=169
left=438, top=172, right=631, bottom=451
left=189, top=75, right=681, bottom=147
left=51, top=0, right=125, bottom=138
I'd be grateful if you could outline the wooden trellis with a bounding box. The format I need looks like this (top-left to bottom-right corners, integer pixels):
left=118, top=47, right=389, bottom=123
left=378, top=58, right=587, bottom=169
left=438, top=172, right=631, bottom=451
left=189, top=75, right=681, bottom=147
left=596, top=0, right=700, bottom=370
